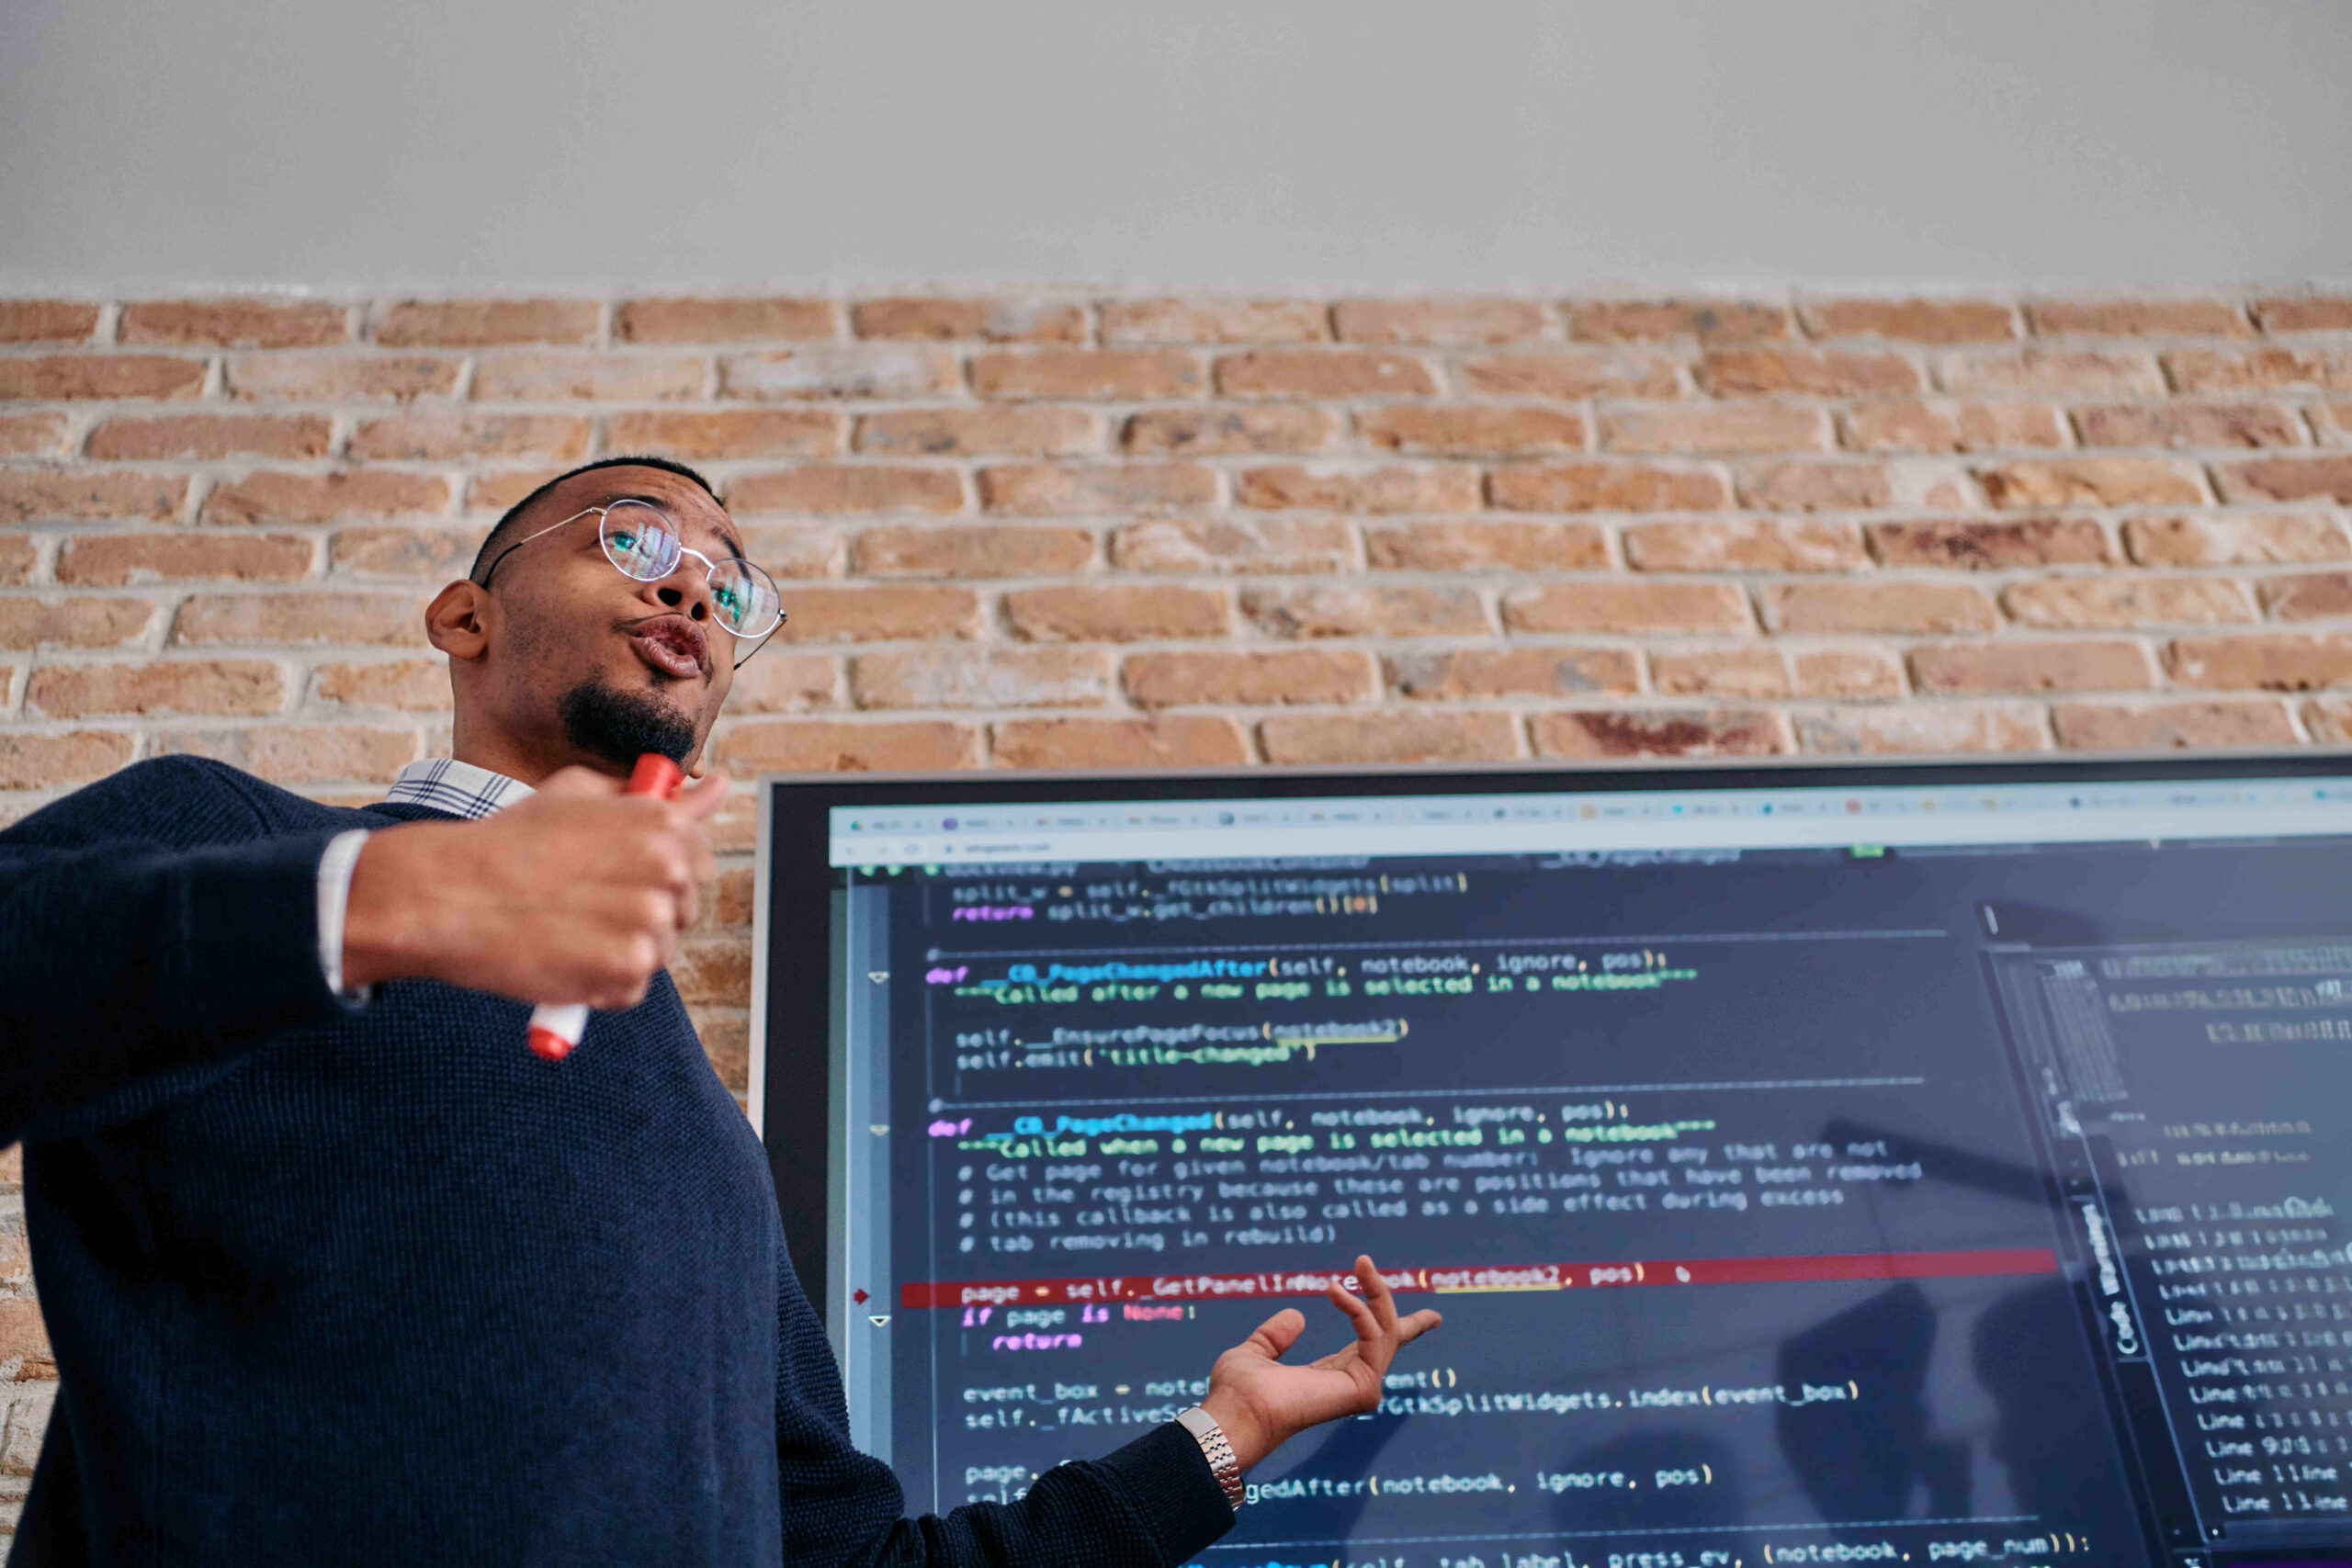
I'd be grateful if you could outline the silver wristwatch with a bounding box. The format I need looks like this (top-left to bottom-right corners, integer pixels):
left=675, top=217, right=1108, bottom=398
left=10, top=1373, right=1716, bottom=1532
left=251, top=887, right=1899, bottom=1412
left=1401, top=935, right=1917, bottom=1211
left=1175, top=1405, right=1246, bottom=1511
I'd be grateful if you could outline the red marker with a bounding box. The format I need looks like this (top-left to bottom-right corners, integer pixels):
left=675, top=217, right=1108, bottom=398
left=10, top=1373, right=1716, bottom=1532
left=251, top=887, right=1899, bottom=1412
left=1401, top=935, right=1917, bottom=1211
left=527, top=752, right=685, bottom=1061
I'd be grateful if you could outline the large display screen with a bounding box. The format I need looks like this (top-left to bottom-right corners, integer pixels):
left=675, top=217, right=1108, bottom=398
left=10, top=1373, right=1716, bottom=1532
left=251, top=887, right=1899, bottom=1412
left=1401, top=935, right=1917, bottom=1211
left=752, top=758, right=2352, bottom=1568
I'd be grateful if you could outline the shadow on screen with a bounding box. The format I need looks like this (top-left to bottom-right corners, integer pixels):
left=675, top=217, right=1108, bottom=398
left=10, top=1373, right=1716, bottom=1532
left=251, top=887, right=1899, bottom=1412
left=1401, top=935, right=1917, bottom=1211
left=1818, top=1118, right=2047, bottom=1207
left=1548, top=1429, right=1749, bottom=1559
left=1974, top=1280, right=2104, bottom=1520
left=1777, top=1282, right=1971, bottom=1528
left=1813, top=1114, right=2112, bottom=1526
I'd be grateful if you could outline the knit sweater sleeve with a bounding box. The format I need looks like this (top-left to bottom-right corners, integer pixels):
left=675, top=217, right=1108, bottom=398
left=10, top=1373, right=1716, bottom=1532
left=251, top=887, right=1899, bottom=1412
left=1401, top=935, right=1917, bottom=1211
left=774, top=1250, right=1235, bottom=1567
left=0, top=757, right=356, bottom=1146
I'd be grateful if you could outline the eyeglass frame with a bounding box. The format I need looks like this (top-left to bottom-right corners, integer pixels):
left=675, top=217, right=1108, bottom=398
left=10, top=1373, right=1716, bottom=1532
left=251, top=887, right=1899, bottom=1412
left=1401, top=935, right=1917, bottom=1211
left=474, top=500, right=785, bottom=668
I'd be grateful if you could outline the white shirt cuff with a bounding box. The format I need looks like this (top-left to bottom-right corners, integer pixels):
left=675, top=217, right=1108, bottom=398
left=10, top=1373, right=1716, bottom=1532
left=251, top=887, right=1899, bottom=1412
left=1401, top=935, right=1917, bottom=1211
left=317, top=829, right=375, bottom=1003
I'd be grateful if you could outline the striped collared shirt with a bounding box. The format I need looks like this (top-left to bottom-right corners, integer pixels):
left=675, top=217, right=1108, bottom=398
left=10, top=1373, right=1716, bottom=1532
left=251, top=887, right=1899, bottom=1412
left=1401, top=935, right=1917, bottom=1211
left=317, top=759, right=535, bottom=997
left=382, top=756, right=535, bottom=819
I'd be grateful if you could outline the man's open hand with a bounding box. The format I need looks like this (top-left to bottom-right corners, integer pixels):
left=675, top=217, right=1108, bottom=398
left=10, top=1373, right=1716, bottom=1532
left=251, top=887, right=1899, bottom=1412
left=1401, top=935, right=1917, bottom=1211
left=1196, top=1255, right=1441, bottom=1471
left=342, top=765, right=729, bottom=1005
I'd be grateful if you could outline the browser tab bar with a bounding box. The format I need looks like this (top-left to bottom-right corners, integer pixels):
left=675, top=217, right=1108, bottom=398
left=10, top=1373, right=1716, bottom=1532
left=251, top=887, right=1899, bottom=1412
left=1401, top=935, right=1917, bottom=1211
left=831, top=777, right=2352, bottom=866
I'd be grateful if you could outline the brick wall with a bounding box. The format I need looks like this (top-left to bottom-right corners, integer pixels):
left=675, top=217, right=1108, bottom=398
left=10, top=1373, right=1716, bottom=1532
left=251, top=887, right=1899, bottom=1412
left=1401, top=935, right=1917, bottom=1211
left=3, top=287, right=2351, bottom=1520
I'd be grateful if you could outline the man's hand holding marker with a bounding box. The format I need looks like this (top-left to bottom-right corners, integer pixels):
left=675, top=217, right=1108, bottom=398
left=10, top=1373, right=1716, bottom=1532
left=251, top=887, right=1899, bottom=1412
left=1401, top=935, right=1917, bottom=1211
left=529, top=753, right=686, bottom=1058
left=343, top=758, right=729, bottom=1018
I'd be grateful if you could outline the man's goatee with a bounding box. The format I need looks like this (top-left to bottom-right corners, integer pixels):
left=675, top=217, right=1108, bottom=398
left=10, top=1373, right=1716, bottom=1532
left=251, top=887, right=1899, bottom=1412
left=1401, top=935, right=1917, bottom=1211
left=559, top=680, right=696, bottom=770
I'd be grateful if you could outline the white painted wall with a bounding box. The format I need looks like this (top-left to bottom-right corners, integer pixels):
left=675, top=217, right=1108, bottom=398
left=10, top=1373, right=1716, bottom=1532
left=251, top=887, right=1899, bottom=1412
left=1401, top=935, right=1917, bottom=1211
left=3, top=0, right=2347, bottom=292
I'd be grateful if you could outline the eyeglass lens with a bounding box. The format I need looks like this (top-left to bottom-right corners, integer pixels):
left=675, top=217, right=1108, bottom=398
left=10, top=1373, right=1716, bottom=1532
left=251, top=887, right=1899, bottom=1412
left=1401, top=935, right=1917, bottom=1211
left=597, top=502, right=784, bottom=639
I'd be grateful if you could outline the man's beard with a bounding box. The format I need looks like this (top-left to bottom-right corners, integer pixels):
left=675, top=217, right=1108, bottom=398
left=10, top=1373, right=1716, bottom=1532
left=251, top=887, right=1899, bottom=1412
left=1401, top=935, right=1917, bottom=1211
left=558, top=679, right=697, bottom=772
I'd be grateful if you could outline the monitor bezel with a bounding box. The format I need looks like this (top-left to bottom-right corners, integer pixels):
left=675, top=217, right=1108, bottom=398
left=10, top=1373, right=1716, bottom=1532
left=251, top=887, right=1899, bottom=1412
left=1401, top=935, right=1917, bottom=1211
left=749, top=748, right=2352, bottom=1316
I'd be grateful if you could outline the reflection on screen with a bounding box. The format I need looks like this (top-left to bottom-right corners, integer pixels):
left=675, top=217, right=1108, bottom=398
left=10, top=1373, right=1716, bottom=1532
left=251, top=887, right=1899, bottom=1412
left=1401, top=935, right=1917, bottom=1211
left=817, top=780, right=2352, bottom=1568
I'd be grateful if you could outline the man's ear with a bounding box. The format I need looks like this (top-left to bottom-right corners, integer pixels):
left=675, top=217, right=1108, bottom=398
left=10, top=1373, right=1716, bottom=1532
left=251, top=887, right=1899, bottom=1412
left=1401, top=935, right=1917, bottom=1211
left=425, top=580, right=492, bottom=661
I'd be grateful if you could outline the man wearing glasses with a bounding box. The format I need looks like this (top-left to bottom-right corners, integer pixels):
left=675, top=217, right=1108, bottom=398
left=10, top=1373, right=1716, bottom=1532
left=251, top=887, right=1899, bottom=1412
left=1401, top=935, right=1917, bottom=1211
left=0, top=457, right=1437, bottom=1565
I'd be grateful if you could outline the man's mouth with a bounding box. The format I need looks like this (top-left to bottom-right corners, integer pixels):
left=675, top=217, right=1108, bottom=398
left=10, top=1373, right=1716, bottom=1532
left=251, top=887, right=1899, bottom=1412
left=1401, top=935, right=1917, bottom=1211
left=626, top=615, right=709, bottom=681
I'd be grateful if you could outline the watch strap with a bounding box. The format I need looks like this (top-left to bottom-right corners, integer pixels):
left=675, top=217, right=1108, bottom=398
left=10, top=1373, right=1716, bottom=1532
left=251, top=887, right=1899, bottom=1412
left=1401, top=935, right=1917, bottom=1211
left=1175, top=1405, right=1246, bottom=1511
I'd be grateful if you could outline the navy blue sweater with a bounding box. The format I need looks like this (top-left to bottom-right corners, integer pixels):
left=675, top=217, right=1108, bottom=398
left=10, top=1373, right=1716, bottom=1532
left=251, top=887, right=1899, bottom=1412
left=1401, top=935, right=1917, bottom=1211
left=0, top=758, right=1230, bottom=1565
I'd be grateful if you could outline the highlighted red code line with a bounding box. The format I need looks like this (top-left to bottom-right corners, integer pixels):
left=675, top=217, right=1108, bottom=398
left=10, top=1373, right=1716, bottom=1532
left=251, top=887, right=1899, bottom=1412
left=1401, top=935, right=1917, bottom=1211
left=899, top=1247, right=2059, bottom=1310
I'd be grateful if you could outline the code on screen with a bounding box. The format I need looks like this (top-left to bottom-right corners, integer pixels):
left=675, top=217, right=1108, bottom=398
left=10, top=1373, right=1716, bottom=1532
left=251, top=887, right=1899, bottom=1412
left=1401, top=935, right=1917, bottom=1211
left=780, top=773, right=2352, bottom=1568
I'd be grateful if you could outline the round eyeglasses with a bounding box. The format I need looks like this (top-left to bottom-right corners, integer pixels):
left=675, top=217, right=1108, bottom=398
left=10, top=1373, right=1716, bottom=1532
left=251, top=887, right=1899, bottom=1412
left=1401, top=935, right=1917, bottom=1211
left=477, top=500, right=786, bottom=656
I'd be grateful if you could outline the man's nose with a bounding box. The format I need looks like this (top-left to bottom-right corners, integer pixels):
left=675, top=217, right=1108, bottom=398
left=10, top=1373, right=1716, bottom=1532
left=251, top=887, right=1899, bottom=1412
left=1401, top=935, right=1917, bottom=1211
left=644, top=565, right=713, bottom=622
